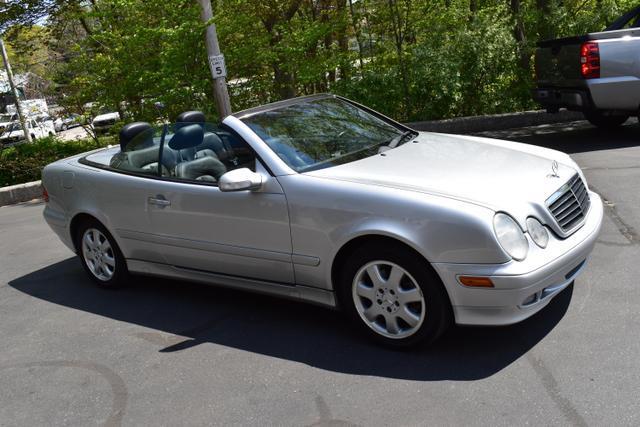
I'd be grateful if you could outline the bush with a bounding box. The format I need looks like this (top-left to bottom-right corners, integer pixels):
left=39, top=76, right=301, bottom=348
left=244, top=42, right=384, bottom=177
left=0, top=136, right=112, bottom=187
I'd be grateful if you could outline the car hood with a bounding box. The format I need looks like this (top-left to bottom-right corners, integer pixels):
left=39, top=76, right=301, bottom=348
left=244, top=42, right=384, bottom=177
left=307, top=132, right=582, bottom=221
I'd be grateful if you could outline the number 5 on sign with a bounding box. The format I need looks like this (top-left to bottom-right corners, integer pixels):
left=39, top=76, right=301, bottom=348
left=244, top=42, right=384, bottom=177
left=208, top=54, right=227, bottom=79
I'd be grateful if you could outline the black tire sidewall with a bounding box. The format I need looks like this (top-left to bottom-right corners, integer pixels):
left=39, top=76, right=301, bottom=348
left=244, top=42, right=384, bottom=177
left=76, top=220, right=128, bottom=288
left=584, top=111, right=629, bottom=129
left=337, top=243, right=451, bottom=348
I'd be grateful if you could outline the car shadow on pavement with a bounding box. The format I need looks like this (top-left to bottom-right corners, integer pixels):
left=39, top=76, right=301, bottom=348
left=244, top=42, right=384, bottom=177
left=9, top=257, right=574, bottom=382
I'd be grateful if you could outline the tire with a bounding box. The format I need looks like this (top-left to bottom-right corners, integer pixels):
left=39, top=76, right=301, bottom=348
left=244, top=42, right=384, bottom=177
left=584, top=110, right=629, bottom=129
left=75, top=219, right=129, bottom=288
left=62, top=124, right=68, bottom=131
left=337, top=242, right=452, bottom=348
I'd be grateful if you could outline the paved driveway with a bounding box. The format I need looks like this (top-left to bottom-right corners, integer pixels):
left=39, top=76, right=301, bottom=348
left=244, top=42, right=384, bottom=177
left=1, top=120, right=639, bottom=426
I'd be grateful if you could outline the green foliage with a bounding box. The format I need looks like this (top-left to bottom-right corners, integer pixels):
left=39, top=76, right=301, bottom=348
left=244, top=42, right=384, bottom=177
left=2, top=0, right=640, bottom=124
left=0, top=136, right=112, bottom=187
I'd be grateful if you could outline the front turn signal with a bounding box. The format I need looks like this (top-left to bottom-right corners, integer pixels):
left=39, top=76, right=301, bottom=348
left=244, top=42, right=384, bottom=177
left=459, top=276, right=494, bottom=288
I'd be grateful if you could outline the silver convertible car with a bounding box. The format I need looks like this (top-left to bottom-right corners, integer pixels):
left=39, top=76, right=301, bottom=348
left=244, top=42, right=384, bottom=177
left=43, top=94, right=603, bottom=347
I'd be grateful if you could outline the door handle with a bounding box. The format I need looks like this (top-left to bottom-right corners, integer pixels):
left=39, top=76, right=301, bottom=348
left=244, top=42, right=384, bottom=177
left=148, top=196, right=171, bottom=207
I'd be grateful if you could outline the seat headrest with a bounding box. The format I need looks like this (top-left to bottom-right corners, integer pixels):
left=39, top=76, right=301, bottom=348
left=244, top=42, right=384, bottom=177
left=119, top=122, right=153, bottom=151
left=168, top=124, right=204, bottom=150
left=176, top=111, right=206, bottom=124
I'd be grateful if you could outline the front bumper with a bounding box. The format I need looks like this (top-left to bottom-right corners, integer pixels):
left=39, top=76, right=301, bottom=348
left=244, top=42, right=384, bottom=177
left=432, top=191, right=603, bottom=326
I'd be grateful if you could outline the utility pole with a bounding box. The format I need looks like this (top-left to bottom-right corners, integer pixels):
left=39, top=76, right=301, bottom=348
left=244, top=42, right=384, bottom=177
left=197, top=0, right=232, bottom=119
left=0, top=38, right=32, bottom=143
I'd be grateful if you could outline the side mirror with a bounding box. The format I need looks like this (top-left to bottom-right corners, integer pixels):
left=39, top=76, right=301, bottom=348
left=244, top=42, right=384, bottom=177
left=219, top=168, right=263, bottom=192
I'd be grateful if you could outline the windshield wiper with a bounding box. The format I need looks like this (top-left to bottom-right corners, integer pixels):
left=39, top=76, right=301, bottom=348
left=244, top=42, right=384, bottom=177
left=380, top=130, right=417, bottom=153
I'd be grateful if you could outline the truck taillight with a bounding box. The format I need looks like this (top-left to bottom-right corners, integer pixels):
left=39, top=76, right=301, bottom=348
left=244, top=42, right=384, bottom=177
left=580, top=42, right=600, bottom=79
left=42, top=186, right=49, bottom=203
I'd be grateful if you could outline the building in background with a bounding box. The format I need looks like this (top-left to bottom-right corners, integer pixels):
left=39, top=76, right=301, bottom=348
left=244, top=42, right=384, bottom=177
left=0, top=71, right=49, bottom=114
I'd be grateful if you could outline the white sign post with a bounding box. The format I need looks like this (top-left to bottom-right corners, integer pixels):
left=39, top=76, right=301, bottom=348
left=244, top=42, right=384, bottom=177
left=208, top=54, right=227, bottom=79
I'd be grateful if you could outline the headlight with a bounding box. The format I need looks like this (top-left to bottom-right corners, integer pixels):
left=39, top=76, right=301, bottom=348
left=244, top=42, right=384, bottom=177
left=493, top=213, right=528, bottom=261
left=526, top=217, right=549, bottom=248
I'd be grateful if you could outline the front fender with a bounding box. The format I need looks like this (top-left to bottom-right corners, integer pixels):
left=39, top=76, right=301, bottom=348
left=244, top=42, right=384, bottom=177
left=278, top=174, right=507, bottom=290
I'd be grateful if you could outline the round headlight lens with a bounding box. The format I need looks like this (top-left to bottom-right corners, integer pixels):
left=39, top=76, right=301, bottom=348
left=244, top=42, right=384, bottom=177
left=526, top=217, right=549, bottom=248
left=493, top=213, right=528, bottom=261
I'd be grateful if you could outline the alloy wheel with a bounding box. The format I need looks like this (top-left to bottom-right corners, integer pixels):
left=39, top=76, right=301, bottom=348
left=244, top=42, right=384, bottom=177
left=81, top=228, right=116, bottom=281
left=352, top=261, right=426, bottom=339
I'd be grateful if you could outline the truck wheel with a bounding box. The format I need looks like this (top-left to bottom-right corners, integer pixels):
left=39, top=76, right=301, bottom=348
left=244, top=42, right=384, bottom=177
left=584, top=111, right=629, bottom=129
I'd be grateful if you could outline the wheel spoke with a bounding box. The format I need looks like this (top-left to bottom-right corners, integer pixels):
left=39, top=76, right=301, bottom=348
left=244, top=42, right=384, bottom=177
left=366, top=264, right=385, bottom=288
left=100, top=239, right=111, bottom=251
left=355, top=282, right=375, bottom=300
left=387, top=265, right=404, bottom=288
left=91, top=230, right=100, bottom=248
left=385, top=314, right=400, bottom=335
left=84, top=233, right=94, bottom=250
left=103, top=253, right=115, bottom=267
left=398, top=287, right=423, bottom=304
left=398, top=306, right=420, bottom=328
left=362, top=305, right=380, bottom=321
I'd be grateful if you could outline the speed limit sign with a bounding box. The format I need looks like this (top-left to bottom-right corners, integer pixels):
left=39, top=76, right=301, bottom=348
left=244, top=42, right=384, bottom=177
left=208, top=54, right=227, bottom=79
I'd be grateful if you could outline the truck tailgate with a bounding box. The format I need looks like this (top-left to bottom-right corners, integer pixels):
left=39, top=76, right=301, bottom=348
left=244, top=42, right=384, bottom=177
left=535, top=41, right=583, bottom=87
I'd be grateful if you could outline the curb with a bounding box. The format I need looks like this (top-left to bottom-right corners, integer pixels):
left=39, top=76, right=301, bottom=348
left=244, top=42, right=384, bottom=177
left=407, top=110, right=584, bottom=134
left=0, top=180, right=43, bottom=207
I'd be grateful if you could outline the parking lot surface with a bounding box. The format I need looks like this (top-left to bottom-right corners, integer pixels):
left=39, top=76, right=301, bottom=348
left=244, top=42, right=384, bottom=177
left=1, top=119, right=639, bottom=426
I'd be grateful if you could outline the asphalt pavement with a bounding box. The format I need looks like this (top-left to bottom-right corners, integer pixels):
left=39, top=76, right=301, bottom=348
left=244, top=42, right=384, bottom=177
left=1, top=119, right=639, bottom=426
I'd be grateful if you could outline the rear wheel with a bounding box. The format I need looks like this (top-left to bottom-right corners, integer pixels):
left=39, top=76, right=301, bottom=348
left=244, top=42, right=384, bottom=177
left=338, top=243, right=451, bottom=348
left=584, top=110, right=629, bottom=129
left=76, top=219, right=128, bottom=288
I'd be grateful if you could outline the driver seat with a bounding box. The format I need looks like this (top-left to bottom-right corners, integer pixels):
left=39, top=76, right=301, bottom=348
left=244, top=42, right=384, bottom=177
left=169, top=124, right=227, bottom=182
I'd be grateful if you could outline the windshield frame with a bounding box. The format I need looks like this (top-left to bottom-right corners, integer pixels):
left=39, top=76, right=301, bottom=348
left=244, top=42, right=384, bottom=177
left=236, top=94, right=416, bottom=174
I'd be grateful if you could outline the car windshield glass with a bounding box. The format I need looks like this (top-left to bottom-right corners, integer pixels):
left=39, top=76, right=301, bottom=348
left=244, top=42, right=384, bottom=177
left=6, top=122, right=23, bottom=132
left=241, top=97, right=411, bottom=172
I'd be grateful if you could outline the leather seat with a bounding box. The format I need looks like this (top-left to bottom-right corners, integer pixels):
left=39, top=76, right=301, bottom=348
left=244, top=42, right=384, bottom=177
left=119, top=122, right=154, bottom=151
left=169, top=124, right=227, bottom=181
left=175, top=111, right=234, bottom=163
left=111, top=121, right=175, bottom=174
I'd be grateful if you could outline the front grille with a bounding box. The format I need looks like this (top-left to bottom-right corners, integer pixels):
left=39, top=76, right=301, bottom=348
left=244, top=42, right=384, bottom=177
left=547, top=174, right=591, bottom=232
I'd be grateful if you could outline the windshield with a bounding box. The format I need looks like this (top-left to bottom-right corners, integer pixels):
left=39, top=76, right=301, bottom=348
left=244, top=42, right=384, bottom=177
left=241, top=97, right=410, bottom=172
left=5, top=122, right=23, bottom=132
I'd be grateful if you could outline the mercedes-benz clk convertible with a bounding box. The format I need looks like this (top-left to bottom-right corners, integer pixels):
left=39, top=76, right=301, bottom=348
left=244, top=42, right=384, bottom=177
left=42, top=94, right=603, bottom=347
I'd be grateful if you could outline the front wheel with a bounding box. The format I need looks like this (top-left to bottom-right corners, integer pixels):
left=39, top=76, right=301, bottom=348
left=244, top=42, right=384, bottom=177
left=338, top=243, right=452, bottom=348
left=76, top=220, right=129, bottom=288
left=584, top=110, right=629, bottom=129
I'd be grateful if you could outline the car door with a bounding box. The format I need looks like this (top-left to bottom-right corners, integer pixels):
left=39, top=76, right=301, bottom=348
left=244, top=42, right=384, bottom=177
left=146, top=123, right=294, bottom=284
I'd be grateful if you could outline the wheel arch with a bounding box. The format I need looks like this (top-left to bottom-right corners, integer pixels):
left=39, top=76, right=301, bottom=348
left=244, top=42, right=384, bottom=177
left=69, top=211, right=124, bottom=256
left=69, top=212, right=101, bottom=251
left=329, top=233, right=453, bottom=310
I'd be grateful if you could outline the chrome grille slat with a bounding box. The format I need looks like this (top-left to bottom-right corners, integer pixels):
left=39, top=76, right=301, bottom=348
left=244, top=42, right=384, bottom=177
left=551, top=191, right=571, bottom=211
left=556, top=202, right=580, bottom=221
left=546, top=173, right=590, bottom=234
left=559, top=208, right=582, bottom=227
left=552, top=198, right=578, bottom=217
